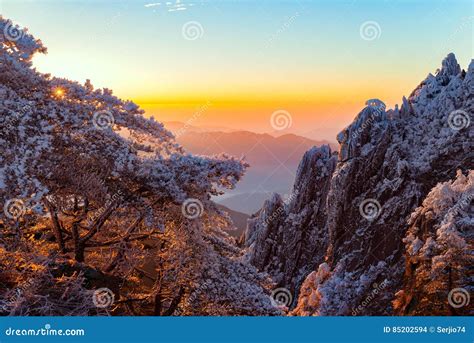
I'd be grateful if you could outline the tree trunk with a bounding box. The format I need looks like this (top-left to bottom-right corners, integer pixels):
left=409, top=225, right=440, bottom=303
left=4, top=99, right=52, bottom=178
left=71, top=221, right=85, bottom=262
left=163, top=287, right=185, bottom=316
left=45, top=199, right=66, bottom=253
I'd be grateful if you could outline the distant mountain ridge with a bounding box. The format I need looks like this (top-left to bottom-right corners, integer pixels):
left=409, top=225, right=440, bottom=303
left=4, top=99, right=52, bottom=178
left=163, top=121, right=236, bottom=134
left=165, top=126, right=337, bottom=213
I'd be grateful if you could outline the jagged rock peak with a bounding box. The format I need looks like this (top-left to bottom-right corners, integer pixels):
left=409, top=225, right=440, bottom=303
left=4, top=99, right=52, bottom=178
left=293, top=145, right=334, bottom=189
left=253, top=54, right=473, bottom=316
left=289, top=145, right=337, bottom=213
left=468, top=59, right=474, bottom=74
left=243, top=143, right=337, bottom=291
left=336, top=105, right=389, bottom=162
left=244, top=193, right=283, bottom=249
left=438, top=53, right=461, bottom=79
left=430, top=53, right=462, bottom=87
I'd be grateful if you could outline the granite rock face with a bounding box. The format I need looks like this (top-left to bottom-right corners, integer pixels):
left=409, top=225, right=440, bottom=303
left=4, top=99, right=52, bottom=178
left=245, top=54, right=473, bottom=315
left=245, top=145, right=337, bottom=298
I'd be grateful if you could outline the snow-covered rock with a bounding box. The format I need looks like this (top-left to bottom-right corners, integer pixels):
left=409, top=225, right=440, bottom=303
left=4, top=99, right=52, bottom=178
left=244, top=145, right=337, bottom=300
left=393, top=170, right=473, bottom=316
left=246, top=54, right=473, bottom=315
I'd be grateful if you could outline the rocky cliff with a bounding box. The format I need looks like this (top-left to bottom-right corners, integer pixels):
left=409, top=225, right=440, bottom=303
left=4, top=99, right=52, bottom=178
left=245, top=54, right=473, bottom=315
left=244, top=145, right=337, bottom=296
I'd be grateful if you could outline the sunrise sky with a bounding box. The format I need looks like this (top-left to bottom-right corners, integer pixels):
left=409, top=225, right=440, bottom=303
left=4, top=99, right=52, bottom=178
left=1, top=0, right=472, bottom=139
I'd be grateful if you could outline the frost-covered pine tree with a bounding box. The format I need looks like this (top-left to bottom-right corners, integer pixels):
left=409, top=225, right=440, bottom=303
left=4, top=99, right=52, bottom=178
left=394, top=170, right=473, bottom=316
left=0, top=16, right=278, bottom=316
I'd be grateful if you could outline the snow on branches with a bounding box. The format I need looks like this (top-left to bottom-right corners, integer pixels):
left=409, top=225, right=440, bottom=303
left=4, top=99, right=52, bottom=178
left=0, top=16, right=274, bottom=316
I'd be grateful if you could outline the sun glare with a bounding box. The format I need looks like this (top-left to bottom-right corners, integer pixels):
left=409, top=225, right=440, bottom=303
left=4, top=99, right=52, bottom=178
left=53, top=87, right=65, bottom=98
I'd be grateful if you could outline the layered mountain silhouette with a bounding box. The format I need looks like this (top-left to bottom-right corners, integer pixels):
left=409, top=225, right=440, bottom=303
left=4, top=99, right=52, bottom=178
left=244, top=54, right=473, bottom=315
left=166, top=128, right=336, bottom=213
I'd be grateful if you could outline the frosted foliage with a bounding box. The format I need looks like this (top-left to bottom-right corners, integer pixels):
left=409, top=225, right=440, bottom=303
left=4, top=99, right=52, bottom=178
left=406, top=170, right=472, bottom=275
left=291, top=261, right=389, bottom=316
left=0, top=16, right=273, bottom=317
left=393, top=170, right=473, bottom=315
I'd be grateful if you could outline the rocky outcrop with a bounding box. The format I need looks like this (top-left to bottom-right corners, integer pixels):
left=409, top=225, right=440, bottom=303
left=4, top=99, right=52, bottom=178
left=245, top=54, right=473, bottom=315
left=244, top=145, right=337, bottom=298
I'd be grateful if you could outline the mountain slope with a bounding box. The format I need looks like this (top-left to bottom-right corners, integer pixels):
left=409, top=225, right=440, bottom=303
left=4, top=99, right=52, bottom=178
left=215, top=203, right=249, bottom=238
left=245, top=54, right=473, bottom=315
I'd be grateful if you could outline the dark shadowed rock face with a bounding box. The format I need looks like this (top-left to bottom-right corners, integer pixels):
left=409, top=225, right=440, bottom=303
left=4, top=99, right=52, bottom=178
left=244, top=145, right=337, bottom=298
left=245, top=54, right=473, bottom=315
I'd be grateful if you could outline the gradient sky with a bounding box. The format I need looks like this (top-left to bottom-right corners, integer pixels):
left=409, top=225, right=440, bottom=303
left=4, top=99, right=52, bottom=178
left=1, top=0, right=472, bottom=139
